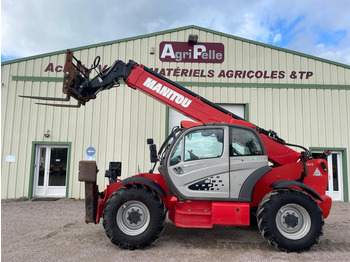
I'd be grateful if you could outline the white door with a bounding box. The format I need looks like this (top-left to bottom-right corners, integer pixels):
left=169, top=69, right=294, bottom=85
left=34, top=145, right=68, bottom=197
left=312, top=151, right=343, bottom=201
left=326, top=152, right=343, bottom=201
left=168, top=104, right=245, bottom=133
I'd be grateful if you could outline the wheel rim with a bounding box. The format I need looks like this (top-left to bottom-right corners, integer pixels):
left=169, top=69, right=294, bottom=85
left=116, top=200, right=150, bottom=236
left=276, top=203, right=311, bottom=240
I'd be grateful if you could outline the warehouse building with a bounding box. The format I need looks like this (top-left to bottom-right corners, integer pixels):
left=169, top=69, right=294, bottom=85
left=1, top=25, right=349, bottom=201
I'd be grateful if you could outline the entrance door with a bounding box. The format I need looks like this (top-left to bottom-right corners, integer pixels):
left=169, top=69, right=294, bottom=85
left=326, top=152, right=343, bottom=201
left=34, top=145, right=68, bottom=197
left=312, top=151, right=343, bottom=201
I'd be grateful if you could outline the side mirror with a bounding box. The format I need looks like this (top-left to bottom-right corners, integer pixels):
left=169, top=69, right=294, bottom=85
left=149, top=144, right=158, bottom=163
left=147, top=138, right=158, bottom=173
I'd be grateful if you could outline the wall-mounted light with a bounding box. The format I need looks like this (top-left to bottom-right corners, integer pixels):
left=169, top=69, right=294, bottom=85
left=44, top=130, right=50, bottom=138
left=188, top=34, right=198, bottom=44
left=150, top=47, right=155, bottom=55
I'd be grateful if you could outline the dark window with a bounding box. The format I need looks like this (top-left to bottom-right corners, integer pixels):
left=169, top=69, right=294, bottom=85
left=230, top=127, right=263, bottom=156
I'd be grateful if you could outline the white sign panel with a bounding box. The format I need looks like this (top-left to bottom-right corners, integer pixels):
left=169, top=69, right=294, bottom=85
left=5, top=155, right=16, bottom=162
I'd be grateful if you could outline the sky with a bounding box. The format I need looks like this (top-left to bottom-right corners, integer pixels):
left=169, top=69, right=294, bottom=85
left=1, top=0, right=350, bottom=65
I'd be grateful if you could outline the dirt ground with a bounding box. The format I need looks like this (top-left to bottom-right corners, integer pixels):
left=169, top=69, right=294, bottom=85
left=1, top=199, right=350, bottom=262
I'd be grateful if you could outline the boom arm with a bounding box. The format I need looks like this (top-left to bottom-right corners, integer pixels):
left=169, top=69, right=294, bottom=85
left=34, top=50, right=303, bottom=165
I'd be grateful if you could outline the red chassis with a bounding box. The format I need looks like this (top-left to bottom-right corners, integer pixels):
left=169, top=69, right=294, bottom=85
left=95, top=157, right=331, bottom=228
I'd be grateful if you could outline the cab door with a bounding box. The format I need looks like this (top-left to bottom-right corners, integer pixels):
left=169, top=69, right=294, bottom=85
left=167, top=126, right=230, bottom=199
left=229, top=126, right=268, bottom=198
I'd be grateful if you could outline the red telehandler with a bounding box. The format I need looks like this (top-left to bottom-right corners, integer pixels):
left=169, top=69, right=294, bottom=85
left=22, top=50, right=332, bottom=252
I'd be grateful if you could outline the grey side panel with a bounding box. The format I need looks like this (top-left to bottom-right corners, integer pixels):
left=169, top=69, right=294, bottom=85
left=120, top=177, right=166, bottom=197
left=170, top=159, right=230, bottom=198
left=229, top=155, right=268, bottom=198
left=270, top=180, right=323, bottom=201
left=238, top=166, right=272, bottom=202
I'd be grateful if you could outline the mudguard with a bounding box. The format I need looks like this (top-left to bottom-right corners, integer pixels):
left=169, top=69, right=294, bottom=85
left=239, top=166, right=272, bottom=202
left=270, top=180, right=323, bottom=201
left=120, top=176, right=167, bottom=197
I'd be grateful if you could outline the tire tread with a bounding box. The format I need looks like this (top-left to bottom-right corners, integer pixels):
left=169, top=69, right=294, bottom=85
left=257, top=189, right=324, bottom=252
left=103, top=184, right=166, bottom=250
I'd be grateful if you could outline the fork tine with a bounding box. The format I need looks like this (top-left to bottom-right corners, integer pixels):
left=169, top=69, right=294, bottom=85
left=35, top=102, right=81, bottom=108
left=19, top=94, right=70, bottom=101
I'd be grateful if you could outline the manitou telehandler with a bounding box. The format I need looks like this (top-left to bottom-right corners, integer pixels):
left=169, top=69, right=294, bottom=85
left=22, top=50, right=332, bottom=252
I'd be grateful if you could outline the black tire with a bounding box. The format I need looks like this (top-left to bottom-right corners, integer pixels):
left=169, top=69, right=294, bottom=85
left=257, top=189, right=324, bottom=252
left=103, top=184, right=166, bottom=250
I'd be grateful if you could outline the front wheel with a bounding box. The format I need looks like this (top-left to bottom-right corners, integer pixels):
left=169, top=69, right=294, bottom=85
left=103, top=184, right=166, bottom=250
left=257, top=189, right=324, bottom=252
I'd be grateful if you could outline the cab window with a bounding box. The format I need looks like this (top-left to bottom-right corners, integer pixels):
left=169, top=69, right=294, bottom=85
left=184, top=129, right=224, bottom=161
left=230, top=127, right=263, bottom=156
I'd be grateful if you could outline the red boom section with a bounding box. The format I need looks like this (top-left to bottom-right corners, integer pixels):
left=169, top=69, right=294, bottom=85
left=125, top=64, right=300, bottom=165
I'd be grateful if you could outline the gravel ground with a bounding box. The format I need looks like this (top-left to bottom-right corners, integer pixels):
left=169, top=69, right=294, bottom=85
left=1, top=199, right=350, bottom=262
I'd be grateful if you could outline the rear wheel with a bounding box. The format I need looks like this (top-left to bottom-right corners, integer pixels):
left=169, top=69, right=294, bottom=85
left=257, top=189, right=324, bottom=252
left=103, top=184, right=166, bottom=250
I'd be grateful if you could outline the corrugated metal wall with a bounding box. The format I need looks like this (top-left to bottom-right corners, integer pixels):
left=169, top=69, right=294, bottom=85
left=2, top=27, right=350, bottom=199
left=189, top=86, right=350, bottom=150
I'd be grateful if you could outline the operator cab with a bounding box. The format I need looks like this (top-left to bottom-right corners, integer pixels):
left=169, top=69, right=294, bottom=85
left=159, top=122, right=268, bottom=201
